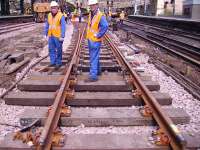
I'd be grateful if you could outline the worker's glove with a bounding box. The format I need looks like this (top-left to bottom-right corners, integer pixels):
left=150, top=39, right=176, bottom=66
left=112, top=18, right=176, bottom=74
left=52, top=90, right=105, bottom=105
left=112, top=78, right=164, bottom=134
left=59, top=37, right=65, bottom=42
left=94, top=33, right=98, bottom=38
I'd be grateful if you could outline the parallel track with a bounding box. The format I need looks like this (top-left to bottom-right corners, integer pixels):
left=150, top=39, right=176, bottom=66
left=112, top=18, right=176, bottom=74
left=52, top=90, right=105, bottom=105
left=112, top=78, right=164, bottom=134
left=122, top=19, right=200, bottom=67
left=0, top=15, right=33, bottom=24
left=0, top=22, right=35, bottom=35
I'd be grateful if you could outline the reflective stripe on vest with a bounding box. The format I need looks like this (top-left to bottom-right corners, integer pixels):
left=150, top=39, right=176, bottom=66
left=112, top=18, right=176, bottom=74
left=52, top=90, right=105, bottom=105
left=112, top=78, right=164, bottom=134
left=86, top=10, right=103, bottom=42
left=48, top=12, right=63, bottom=38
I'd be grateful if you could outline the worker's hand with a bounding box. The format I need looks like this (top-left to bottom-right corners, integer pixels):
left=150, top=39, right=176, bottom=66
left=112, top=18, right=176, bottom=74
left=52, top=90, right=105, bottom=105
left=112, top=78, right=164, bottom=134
left=94, top=33, right=98, bottom=38
left=59, top=37, right=65, bottom=42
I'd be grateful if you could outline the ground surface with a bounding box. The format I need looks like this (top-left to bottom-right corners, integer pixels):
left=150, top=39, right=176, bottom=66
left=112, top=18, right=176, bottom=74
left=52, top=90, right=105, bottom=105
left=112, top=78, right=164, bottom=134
left=0, top=23, right=199, bottom=146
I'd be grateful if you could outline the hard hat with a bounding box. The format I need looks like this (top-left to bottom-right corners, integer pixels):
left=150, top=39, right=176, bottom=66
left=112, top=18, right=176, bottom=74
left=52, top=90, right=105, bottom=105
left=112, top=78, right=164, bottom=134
left=50, top=1, right=59, bottom=7
left=88, top=0, right=98, bottom=5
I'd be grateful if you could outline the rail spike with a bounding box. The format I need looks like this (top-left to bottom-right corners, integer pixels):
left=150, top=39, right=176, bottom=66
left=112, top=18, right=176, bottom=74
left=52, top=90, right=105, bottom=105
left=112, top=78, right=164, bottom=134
left=139, top=105, right=153, bottom=117
left=152, top=128, right=170, bottom=146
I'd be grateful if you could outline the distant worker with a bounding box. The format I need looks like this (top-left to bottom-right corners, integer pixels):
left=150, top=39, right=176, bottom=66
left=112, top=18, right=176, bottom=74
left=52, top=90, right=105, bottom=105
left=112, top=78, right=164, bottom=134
left=78, top=8, right=82, bottom=23
left=63, top=11, right=68, bottom=22
left=85, top=0, right=109, bottom=82
left=119, top=11, right=125, bottom=24
left=67, top=11, right=72, bottom=24
left=44, top=1, right=66, bottom=69
left=108, top=9, right=112, bottom=17
left=108, top=9, right=112, bottom=24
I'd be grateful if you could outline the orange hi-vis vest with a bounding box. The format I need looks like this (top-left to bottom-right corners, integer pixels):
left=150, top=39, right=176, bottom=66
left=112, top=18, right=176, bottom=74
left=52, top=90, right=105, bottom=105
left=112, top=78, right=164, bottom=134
left=86, top=10, right=103, bottom=42
left=48, top=12, right=63, bottom=38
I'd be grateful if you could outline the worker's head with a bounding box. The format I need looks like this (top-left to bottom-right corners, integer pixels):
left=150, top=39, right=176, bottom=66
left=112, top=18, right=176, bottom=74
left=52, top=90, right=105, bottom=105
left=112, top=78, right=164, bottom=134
left=88, top=0, right=98, bottom=12
left=50, top=1, right=59, bottom=15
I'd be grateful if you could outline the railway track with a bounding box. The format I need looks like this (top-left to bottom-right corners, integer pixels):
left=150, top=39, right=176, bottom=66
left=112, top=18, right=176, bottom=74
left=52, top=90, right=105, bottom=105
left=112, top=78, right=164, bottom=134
left=125, top=19, right=200, bottom=41
left=122, top=19, right=200, bottom=67
left=0, top=24, right=199, bottom=149
left=0, top=15, right=33, bottom=24
left=0, top=22, right=35, bottom=35
left=151, top=59, right=200, bottom=100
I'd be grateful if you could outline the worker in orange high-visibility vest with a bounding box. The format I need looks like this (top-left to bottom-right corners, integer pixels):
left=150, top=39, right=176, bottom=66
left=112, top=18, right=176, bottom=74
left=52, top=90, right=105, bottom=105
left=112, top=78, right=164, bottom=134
left=119, top=11, right=125, bottom=24
left=44, top=1, right=66, bottom=70
left=85, top=0, right=108, bottom=82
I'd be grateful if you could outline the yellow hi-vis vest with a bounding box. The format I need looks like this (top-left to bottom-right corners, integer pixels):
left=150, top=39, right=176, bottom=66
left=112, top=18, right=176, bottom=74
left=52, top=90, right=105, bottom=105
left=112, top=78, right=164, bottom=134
left=120, top=12, right=125, bottom=20
left=86, top=11, right=103, bottom=42
left=108, top=11, right=112, bottom=17
left=48, top=12, right=63, bottom=38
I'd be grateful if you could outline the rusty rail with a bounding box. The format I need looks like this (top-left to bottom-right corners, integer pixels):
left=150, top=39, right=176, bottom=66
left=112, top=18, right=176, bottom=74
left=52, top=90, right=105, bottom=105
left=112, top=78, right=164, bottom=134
left=37, top=26, right=86, bottom=150
left=105, top=33, right=186, bottom=150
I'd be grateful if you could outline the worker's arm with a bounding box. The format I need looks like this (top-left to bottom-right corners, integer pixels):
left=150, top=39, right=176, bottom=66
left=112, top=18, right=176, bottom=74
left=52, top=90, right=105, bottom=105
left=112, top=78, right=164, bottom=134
left=61, top=15, right=66, bottom=38
left=44, top=18, right=49, bottom=36
left=96, top=15, right=108, bottom=39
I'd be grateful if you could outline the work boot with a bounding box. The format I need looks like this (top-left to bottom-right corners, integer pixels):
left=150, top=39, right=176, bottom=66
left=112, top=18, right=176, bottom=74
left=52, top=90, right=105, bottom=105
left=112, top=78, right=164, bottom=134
left=84, top=78, right=98, bottom=82
left=48, top=64, right=55, bottom=67
left=55, top=64, right=62, bottom=70
left=97, top=72, right=102, bottom=76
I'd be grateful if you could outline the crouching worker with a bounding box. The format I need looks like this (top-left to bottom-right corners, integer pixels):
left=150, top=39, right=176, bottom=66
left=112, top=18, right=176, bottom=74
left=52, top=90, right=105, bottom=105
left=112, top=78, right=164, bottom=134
left=85, top=0, right=109, bottom=82
left=44, top=1, right=66, bottom=70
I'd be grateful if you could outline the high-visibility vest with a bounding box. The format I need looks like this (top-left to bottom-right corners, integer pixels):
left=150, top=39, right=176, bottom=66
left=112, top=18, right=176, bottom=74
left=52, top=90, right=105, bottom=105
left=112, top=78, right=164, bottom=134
left=63, top=12, right=67, bottom=18
left=71, top=14, right=76, bottom=22
left=86, top=10, right=103, bottom=42
left=120, top=12, right=125, bottom=19
left=48, top=12, right=63, bottom=38
left=108, top=11, right=112, bottom=17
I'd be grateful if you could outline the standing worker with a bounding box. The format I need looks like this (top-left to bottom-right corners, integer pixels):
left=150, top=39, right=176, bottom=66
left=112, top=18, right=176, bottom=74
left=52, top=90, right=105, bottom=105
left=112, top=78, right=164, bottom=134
left=119, top=10, right=125, bottom=25
left=78, top=8, right=82, bottom=23
left=44, top=1, right=66, bottom=70
left=85, top=0, right=109, bottom=82
left=108, top=8, right=112, bottom=25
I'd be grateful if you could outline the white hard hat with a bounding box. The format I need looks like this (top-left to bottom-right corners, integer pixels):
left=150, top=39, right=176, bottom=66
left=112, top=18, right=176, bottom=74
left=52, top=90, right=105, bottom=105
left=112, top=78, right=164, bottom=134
left=50, top=1, right=59, bottom=7
left=88, top=0, right=98, bottom=5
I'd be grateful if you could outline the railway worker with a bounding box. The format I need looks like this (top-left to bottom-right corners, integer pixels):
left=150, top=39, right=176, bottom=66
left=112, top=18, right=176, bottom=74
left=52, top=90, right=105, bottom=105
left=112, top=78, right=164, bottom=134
left=44, top=1, right=66, bottom=70
left=119, top=11, right=125, bottom=24
left=78, top=8, right=82, bottom=23
left=63, top=11, right=68, bottom=22
left=85, top=0, right=109, bottom=82
left=108, top=9, right=112, bottom=25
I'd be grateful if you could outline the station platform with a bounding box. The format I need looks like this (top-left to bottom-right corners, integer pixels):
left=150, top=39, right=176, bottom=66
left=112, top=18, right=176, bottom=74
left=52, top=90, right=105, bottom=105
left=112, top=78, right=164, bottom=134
left=128, top=15, right=200, bottom=32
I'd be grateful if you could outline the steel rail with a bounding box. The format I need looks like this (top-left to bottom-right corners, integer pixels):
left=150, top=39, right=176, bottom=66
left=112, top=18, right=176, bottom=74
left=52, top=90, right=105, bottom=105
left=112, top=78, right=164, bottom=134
left=124, top=19, right=200, bottom=41
left=122, top=20, right=200, bottom=65
left=153, top=59, right=200, bottom=100
left=0, top=23, right=35, bottom=35
left=0, top=22, right=34, bottom=30
left=37, top=26, right=86, bottom=150
left=146, top=30, right=200, bottom=59
left=105, top=33, right=186, bottom=150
